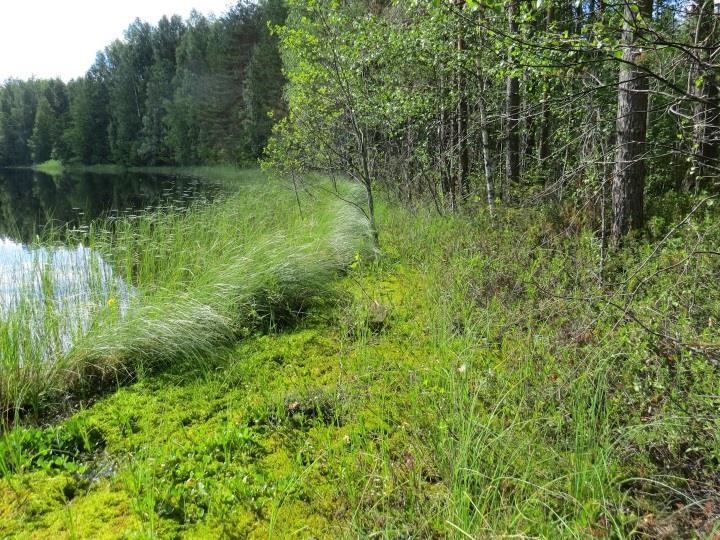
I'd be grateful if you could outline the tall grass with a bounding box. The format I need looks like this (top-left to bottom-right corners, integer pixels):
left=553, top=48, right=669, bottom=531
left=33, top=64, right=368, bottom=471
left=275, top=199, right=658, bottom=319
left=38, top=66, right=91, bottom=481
left=372, top=198, right=720, bottom=536
left=0, top=174, right=373, bottom=420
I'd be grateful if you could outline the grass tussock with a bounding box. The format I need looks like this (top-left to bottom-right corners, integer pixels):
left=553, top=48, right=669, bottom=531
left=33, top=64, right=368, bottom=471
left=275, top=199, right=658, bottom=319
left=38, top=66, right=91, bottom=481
left=0, top=171, right=373, bottom=420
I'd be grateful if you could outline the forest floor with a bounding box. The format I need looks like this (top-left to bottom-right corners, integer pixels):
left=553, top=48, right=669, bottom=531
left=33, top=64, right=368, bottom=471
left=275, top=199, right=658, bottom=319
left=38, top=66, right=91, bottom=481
left=1, top=168, right=719, bottom=538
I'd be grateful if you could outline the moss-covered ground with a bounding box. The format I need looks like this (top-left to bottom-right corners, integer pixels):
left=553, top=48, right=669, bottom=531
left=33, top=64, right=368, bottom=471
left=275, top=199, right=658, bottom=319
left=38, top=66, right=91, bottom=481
left=1, top=171, right=719, bottom=538
left=1, top=260, right=444, bottom=538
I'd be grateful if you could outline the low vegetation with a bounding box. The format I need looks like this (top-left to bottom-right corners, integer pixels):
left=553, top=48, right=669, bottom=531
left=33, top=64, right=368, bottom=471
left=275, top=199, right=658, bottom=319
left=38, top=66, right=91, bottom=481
left=0, top=169, right=373, bottom=419
left=1, top=0, right=718, bottom=536
left=1, top=168, right=718, bottom=537
left=31, top=159, right=64, bottom=175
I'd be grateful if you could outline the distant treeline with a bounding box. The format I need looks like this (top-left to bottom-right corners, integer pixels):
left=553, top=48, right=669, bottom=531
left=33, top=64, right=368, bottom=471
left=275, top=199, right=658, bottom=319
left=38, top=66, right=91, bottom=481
left=0, top=0, right=286, bottom=167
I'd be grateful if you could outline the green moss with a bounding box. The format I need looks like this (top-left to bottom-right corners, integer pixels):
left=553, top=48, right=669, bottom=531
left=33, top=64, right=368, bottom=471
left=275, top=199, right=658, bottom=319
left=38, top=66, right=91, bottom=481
left=0, top=261, right=441, bottom=537
left=0, top=473, right=132, bottom=538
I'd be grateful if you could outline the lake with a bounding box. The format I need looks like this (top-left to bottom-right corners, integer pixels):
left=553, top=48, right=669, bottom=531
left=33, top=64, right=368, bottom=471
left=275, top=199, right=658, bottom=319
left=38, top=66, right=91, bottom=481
left=0, top=168, right=221, bottom=244
left=0, top=168, right=222, bottom=360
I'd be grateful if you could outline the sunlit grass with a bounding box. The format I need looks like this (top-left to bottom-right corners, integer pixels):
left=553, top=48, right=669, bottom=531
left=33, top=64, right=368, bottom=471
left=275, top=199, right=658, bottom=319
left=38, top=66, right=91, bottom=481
left=30, top=161, right=253, bottom=186
left=0, top=171, right=373, bottom=420
left=1, top=177, right=717, bottom=537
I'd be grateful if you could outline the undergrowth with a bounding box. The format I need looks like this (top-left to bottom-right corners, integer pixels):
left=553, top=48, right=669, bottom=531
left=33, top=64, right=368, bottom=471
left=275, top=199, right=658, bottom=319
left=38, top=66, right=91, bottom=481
left=0, top=177, right=718, bottom=538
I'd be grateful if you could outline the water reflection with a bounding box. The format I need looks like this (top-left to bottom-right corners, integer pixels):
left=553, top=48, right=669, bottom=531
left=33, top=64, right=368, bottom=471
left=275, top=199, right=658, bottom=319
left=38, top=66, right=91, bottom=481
left=0, top=238, right=129, bottom=309
left=0, top=238, right=131, bottom=363
left=0, top=168, right=220, bottom=363
left=0, top=168, right=219, bottom=244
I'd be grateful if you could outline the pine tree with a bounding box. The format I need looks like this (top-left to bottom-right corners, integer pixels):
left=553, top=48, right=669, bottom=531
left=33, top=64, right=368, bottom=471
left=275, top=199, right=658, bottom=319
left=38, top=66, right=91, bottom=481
left=29, top=97, right=54, bottom=163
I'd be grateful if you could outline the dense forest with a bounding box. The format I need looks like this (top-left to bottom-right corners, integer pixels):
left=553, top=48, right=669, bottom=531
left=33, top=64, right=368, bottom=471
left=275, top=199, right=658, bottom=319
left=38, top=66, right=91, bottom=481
left=264, top=0, right=720, bottom=243
left=2, top=0, right=717, bottom=243
left=0, top=0, right=286, bottom=167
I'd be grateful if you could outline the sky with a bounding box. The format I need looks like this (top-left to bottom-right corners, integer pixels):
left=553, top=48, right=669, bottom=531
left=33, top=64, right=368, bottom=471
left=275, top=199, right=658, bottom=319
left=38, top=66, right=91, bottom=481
left=0, top=0, right=233, bottom=82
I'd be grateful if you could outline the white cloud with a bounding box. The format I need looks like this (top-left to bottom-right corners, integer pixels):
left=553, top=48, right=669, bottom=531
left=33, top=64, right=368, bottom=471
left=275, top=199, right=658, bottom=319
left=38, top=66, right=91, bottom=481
left=0, top=0, right=233, bottom=82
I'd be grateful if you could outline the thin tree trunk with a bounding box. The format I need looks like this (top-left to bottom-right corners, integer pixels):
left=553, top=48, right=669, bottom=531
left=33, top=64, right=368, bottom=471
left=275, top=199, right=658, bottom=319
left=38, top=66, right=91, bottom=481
left=479, top=76, right=495, bottom=216
left=612, top=0, right=652, bottom=241
left=505, top=0, right=521, bottom=193
left=687, top=0, right=719, bottom=191
left=439, top=73, right=453, bottom=207
left=359, top=130, right=379, bottom=246
left=449, top=82, right=458, bottom=211
left=539, top=91, right=551, bottom=165
left=538, top=4, right=553, bottom=185
left=456, top=0, right=469, bottom=201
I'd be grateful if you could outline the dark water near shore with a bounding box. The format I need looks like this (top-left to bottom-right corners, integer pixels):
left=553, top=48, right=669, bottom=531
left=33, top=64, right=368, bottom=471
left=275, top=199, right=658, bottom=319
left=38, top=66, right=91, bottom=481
left=0, top=168, right=221, bottom=313
left=0, top=168, right=220, bottom=244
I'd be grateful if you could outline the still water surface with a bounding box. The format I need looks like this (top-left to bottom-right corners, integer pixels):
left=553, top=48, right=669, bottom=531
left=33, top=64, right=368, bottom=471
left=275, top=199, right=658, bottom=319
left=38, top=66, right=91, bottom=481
left=0, top=168, right=221, bottom=357
left=0, top=168, right=219, bottom=244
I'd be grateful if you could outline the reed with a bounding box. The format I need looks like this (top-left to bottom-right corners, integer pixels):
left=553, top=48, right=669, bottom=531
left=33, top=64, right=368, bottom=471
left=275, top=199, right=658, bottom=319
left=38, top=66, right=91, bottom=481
left=0, top=173, right=373, bottom=420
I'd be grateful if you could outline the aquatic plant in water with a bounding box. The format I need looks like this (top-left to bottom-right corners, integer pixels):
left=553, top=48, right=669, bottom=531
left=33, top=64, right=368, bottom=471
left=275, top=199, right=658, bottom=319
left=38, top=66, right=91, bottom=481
left=0, top=175, right=373, bottom=419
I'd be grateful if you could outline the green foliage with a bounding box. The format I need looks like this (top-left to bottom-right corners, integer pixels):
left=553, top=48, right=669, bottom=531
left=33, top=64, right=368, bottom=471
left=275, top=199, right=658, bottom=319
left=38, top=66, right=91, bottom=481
left=106, top=19, right=154, bottom=165
left=63, top=58, right=112, bottom=164
left=0, top=417, right=103, bottom=477
left=1, top=0, right=719, bottom=537
left=0, top=168, right=373, bottom=419
left=164, top=3, right=286, bottom=165
left=0, top=1, right=286, bottom=168
left=1, top=176, right=718, bottom=537
left=0, top=79, right=39, bottom=166
left=242, top=0, right=287, bottom=158
left=28, top=97, right=55, bottom=163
